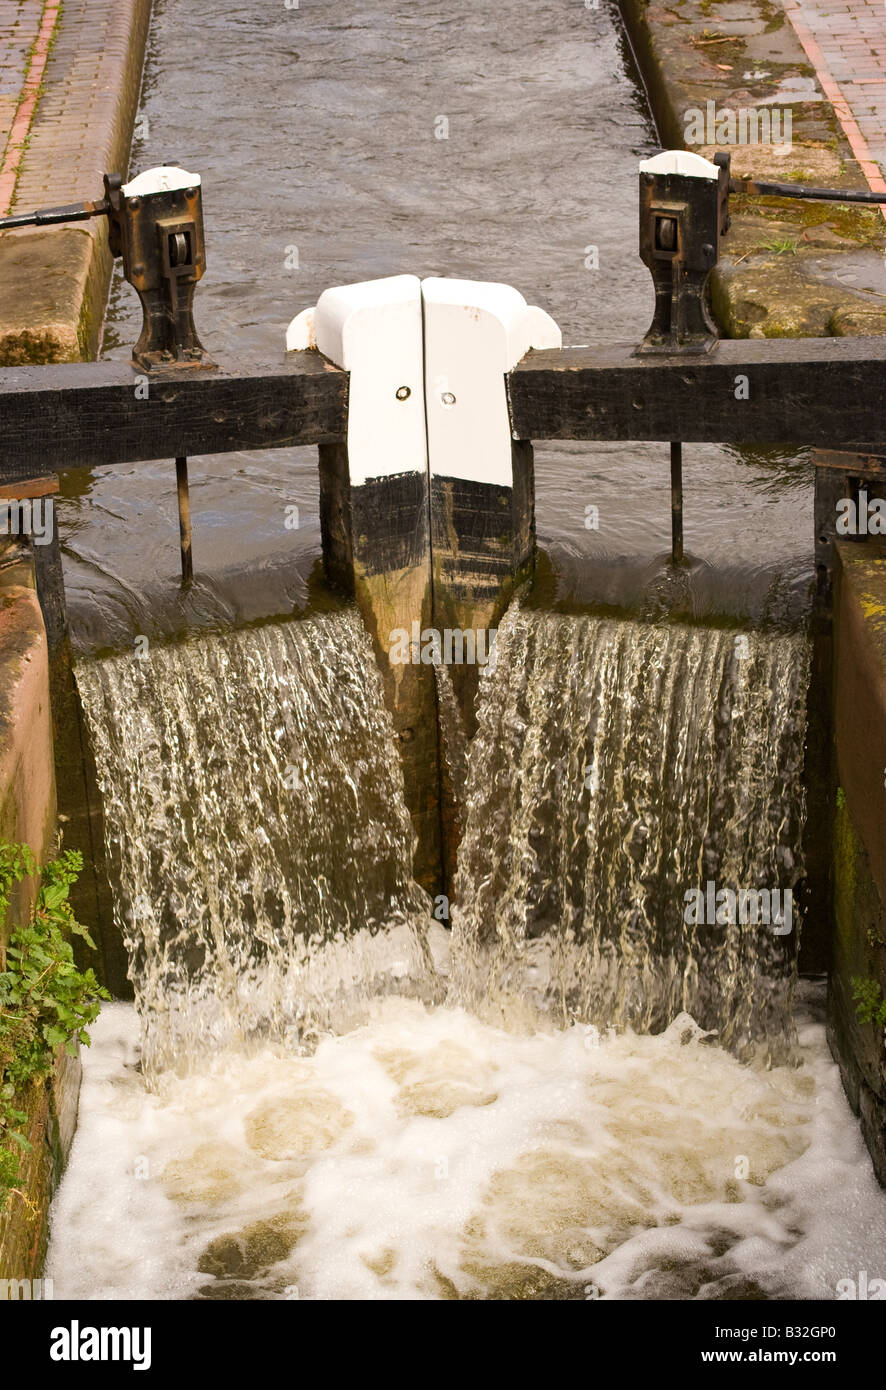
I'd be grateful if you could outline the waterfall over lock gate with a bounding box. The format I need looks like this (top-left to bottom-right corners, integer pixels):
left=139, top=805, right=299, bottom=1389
left=450, top=605, right=810, bottom=1060
left=78, top=602, right=810, bottom=1073
left=54, top=605, right=869, bottom=1306
left=76, top=610, right=437, bottom=1077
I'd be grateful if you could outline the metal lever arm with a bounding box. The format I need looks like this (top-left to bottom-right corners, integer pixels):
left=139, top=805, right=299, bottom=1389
left=0, top=197, right=108, bottom=231
left=729, top=176, right=886, bottom=205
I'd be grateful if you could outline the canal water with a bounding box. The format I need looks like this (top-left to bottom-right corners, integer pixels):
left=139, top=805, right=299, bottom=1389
left=46, top=0, right=886, bottom=1299
left=58, top=0, right=812, bottom=649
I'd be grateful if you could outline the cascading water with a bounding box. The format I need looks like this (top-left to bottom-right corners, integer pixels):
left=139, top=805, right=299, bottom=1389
left=75, top=609, right=437, bottom=1077
left=49, top=604, right=886, bottom=1300
left=450, top=605, right=809, bottom=1061
left=37, top=0, right=886, bottom=1305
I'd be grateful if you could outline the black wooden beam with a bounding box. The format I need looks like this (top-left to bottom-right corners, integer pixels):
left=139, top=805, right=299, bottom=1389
left=0, top=350, right=348, bottom=484
left=507, top=338, right=886, bottom=447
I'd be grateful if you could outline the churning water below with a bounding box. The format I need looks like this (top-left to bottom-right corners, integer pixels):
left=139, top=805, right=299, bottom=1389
left=48, top=605, right=886, bottom=1299
left=47, top=992, right=886, bottom=1301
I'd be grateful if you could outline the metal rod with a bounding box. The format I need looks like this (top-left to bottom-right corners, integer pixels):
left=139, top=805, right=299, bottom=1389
left=670, top=441, right=684, bottom=564
left=175, top=456, right=193, bottom=586
left=0, top=197, right=107, bottom=231
left=729, top=176, right=886, bottom=205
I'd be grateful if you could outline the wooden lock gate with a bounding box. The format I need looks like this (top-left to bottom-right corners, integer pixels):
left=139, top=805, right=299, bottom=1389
left=1, top=150, right=885, bottom=930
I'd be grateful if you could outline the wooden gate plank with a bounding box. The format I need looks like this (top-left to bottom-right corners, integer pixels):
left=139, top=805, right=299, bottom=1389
left=507, top=338, right=886, bottom=447
left=0, top=350, right=348, bottom=482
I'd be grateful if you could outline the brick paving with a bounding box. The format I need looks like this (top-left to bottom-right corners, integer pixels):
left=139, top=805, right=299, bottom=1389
left=0, top=0, right=149, bottom=218
left=0, top=1, right=42, bottom=154
left=781, top=0, right=886, bottom=185
left=13, top=0, right=149, bottom=211
left=0, top=0, right=56, bottom=212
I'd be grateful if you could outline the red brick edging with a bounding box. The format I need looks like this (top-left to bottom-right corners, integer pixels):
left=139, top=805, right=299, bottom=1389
left=0, top=1, right=61, bottom=216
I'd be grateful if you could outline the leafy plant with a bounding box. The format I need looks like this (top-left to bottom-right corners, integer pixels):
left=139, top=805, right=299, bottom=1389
left=851, top=976, right=886, bottom=1031
left=0, top=843, right=109, bottom=1208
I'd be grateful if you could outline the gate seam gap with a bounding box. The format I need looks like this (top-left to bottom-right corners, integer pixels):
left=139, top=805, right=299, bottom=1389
left=420, top=281, right=449, bottom=905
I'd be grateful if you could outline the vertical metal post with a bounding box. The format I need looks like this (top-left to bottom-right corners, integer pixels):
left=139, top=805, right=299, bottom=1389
left=670, top=441, right=684, bottom=564
left=175, top=456, right=193, bottom=585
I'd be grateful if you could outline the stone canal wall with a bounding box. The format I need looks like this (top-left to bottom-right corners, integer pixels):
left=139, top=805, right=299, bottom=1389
left=0, top=563, right=55, bottom=948
left=829, top=542, right=886, bottom=1184
left=0, top=551, right=80, bottom=1282
left=0, top=0, right=151, bottom=1288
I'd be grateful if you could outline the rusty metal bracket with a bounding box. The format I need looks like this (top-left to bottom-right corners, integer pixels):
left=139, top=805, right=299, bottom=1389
left=635, top=149, right=731, bottom=564
left=0, top=166, right=217, bottom=588
left=104, top=166, right=215, bottom=375
left=0, top=164, right=215, bottom=375
left=636, top=150, right=730, bottom=357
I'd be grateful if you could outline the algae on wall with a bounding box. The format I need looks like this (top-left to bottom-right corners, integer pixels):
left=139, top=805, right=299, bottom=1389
left=828, top=792, right=886, bottom=1184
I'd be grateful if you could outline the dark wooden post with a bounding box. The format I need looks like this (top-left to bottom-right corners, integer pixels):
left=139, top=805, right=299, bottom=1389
left=288, top=276, right=443, bottom=896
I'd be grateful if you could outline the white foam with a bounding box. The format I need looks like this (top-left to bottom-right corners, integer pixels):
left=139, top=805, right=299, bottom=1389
left=47, top=983, right=886, bottom=1301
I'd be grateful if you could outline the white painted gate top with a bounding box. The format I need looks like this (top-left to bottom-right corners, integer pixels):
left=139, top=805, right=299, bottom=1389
left=286, top=274, right=561, bottom=490
left=287, top=274, right=426, bottom=487
left=421, top=278, right=561, bottom=488
left=121, top=166, right=202, bottom=196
